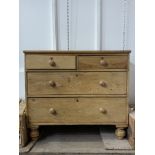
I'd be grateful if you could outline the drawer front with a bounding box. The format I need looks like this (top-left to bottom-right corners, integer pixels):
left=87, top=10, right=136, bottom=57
left=78, top=55, right=128, bottom=70
left=28, top=98, right=127, bottom=124
left=27, top=72, right=127, bottom=96
left=26, top=55, right=76, bottom=69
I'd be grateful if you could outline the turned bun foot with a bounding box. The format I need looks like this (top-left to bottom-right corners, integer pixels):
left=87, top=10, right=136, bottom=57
left=30, top=126, right=39, bottom=140
left=115, top=128, right=126, bottom=140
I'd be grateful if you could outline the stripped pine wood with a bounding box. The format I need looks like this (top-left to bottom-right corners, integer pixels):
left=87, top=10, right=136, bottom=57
left=24, top=50, right=130, bottom=140
left=28, top=97, right=127, bottom=124
left=27, top=72, right=127, bottom=96
left=26, top=55, right=76, bottom=69
left=78, top=55, right=128, bottom=70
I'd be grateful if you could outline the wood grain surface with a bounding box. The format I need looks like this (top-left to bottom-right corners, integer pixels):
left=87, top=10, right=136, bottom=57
left=78, top=55, right=128, bottom=70
left=26, top=55, right=76, bottom=69
left=28, top=97, right=127, bottom=124
left=24, top=51, right=130, bottom=139
left=27, top=72, right=127, bottom=96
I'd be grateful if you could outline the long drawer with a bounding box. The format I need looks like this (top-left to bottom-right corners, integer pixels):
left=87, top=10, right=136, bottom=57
left=27, top=72, right=127, bottom=96
left=26, top=55, right=76, bottom=69
left=28, top=98, right=128, bottom=124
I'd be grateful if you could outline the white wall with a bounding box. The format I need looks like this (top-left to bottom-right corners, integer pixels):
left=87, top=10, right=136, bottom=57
left=56, top=0, right=98, bottom=50
left=19, top=0, right=135, bottom=104
left=127, top=0, right=135, bottom=105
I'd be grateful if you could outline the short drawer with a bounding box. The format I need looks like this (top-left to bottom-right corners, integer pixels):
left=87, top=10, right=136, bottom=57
left=25, top=54, right=76, bottom=69
left=27, top=72, right=127, bottom=96
left=28, top=98, right=128, bottom=124
left=78, top=55, right=128, bottom=70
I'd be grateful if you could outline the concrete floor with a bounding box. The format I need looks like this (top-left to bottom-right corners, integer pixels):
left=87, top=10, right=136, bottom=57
left=20, top=126, right=135, bottom=155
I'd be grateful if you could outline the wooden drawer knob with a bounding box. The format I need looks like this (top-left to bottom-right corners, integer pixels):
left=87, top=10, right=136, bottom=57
left=99, top=81, right=107, bottom=87
left=49, top=57, right=56, bottom=67
left=49, top=60, right=56, bottom=67
left=100, top=57, right=108, bottom=66
left=49, top=108, right=56, bottom=115
left=49, top=81, right=56, bottom=87
left=99, top=108, right=107, bottom=114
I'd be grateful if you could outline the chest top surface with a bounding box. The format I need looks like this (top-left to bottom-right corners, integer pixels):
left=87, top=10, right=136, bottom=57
left=24, top=50, right=131, bottom=55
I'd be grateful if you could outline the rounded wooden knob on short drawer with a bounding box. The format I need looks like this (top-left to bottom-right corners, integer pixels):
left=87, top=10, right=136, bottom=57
left=49, top=60, right=56, bottom=67
left=49, top=81, right=56, bottom=87
left=99, top=108, right=107, bottom=114
left=100, top=57, right=107, bottom=66
left=99, top=81, right=107, bottom=87
left=49, top=108, right=56, bottom=115
left=49, top=57, right=56, bottom=67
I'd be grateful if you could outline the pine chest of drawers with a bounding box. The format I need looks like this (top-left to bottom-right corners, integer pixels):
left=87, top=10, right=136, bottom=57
left=24, top=50, right=130, bottom=140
